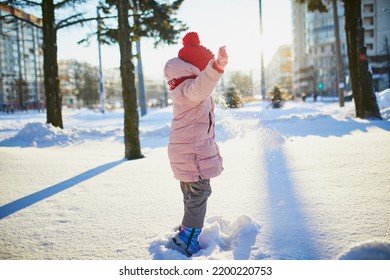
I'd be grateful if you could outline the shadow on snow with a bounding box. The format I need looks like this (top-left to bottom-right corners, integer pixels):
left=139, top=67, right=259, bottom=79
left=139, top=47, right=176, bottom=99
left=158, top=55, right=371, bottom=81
left=0, top=159, right=125, bottom=220
left=261, top=146, right=320, bottom=259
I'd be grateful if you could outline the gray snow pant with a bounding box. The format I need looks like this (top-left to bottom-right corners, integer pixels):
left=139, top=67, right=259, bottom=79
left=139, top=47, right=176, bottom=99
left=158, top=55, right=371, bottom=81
left=180, top=179, right=212, bottom=229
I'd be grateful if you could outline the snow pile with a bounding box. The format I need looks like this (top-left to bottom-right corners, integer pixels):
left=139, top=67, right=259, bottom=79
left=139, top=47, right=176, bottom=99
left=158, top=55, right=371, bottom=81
left=0, top=122, right=81, bottom=147
left=377, top=88, right=390, bottom=108
left=74, top=127, right=123, bottom=140
left=148, top=215, right=261, bottom=260
left=377, top=89, right=390, bottom=119
left=274, top=113, right=333, bottom=122
left=338, top=241, right=390, bottom=260
left=199, top=215, right=261, bottom=259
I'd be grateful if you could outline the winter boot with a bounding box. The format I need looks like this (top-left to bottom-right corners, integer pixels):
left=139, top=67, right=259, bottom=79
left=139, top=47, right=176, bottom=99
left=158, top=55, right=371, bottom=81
left=172, top=226, right=201, bottom=257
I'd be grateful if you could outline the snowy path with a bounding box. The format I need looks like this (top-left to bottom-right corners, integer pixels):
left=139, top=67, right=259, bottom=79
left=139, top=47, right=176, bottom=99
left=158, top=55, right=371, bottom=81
left=1, top=100, right=390, bottom=260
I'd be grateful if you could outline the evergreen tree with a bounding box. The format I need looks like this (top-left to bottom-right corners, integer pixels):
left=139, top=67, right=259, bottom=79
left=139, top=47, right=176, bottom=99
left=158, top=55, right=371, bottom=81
left=80, top=66, right=99, bottom=108
left=224, top=87, right=242, bottom=108
left=296, top=0, right=381, bottom=119
left=268, top=86, right=288, bottom=108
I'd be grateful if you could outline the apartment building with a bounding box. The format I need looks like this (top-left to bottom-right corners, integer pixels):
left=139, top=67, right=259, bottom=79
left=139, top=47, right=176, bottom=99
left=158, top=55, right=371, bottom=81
left=291, top=0, right=390, bottom=98
left=362, top=0, right=390, bottom=90
left=0, top=4, right=44, bottom=111
left=291, top=0, right=347, bottom=97
left=265, top=44, right=293, bottom=95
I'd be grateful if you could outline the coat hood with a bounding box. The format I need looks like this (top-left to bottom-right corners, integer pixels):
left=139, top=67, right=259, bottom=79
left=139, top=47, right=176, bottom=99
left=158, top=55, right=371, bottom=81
left=164, top=57, right=201, bottom=81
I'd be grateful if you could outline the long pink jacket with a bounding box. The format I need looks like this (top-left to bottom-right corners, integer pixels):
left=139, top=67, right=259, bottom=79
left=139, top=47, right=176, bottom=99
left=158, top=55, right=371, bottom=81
left=164, top=57, right=224, bottom=182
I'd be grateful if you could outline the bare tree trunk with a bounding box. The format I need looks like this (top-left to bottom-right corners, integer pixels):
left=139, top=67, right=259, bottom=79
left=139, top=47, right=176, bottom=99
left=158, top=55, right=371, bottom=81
left=117, top=0, right=143, bottom=159
left=42, top=0, right=63, bottom=128
left=344, top=0, right=381, bottom=119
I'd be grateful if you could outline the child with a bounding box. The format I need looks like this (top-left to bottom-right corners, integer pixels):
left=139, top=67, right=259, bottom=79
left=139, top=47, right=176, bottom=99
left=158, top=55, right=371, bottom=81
left=163, top=32, right=228, bottom=257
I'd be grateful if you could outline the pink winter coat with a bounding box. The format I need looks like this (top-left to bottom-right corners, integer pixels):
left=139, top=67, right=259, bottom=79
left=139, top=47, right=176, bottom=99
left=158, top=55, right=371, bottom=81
left=164, top=57, right=224, bottom=182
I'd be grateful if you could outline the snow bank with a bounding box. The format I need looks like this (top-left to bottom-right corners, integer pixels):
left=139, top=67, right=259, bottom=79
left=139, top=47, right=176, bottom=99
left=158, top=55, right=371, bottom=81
left=0, top=122, right=81, bottom=147
left=0, top=122, right=171, bottom=148
left=338, top=241, right=390, bottom=260
left=377, top=89, right=390, bottom=119
left=377, top=89, right=390, bottom=109
left=75, top=127, right=123, bottom=139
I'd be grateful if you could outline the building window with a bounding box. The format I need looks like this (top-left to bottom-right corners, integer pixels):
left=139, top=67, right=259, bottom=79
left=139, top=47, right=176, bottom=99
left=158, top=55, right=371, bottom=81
left=363, top=17, right=374, bottom=26
left=363, top=4, right=374, bottom=13
left=366, top=43, right=373, bottom=50
left=365, top=29, right=374, bottom=38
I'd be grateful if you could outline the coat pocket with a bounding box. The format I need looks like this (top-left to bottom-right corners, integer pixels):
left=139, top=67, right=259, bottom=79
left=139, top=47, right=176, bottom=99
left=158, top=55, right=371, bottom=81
left=207, top=112, right=212, bottom=133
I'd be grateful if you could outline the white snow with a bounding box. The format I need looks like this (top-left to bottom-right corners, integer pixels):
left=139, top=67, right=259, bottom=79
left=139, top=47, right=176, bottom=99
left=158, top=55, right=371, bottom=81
left=1, top=90, right=390, bottom=260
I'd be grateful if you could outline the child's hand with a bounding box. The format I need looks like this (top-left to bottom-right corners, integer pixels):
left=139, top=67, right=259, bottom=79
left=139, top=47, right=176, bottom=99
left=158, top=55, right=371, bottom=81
left=213, top=46, right=228, bottom=73
left=217, top=46, right=228, bottom=69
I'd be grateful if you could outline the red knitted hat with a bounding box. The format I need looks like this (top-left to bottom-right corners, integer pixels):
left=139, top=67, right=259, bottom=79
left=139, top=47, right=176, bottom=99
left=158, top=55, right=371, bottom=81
left=178, top=32, right=215, bottom=71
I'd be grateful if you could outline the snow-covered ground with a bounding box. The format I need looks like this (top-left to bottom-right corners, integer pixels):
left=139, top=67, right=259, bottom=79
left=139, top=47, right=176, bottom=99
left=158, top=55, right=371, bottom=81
left=1, top=91, right=390, bottom=260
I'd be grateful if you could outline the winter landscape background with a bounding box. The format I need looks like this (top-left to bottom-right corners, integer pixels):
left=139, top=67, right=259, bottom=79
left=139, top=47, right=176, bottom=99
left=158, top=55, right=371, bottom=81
left=1, top=90, right=390, bottom=260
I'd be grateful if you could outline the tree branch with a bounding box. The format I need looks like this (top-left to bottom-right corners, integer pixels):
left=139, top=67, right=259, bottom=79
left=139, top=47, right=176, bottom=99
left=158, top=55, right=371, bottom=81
left=56, top=12, right=85, bottom=29
left=54, top=0, right=86, bottom=10
left=56, top=15, right=117, bottom=30
left=1, top=0, right=40, bottom=6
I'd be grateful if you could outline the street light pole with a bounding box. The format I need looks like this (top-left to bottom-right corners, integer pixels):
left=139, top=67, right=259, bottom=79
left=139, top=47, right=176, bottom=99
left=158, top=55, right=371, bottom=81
left=136, top=39, right=147, bottom=116
left=332, top=0, right=344, bottom=107
left=259, top=0, right=266, bottom=101
left=97, top=6, right=105, bottom=114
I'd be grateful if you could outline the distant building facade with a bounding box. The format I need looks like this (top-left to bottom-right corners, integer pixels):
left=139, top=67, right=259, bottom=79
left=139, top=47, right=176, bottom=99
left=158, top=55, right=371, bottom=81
left=265, top=44, right=293, bottom=95
left=58, top=59, right=123, bottom=109
left=291, top=0, right=348, bottom=98
left=291, top=0, right=390, bottom=98
left=363, top=0, right=390, bottom=90
left=0, top=4, right=44, bottom=111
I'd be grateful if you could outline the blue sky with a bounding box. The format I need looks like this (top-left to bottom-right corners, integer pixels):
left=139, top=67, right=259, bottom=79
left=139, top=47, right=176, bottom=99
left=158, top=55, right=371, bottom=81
left=57, top=0, right=293, bottom=81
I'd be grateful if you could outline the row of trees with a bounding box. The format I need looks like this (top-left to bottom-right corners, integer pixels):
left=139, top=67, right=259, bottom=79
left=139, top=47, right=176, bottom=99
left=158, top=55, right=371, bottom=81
left=3, top=0, right=187, bottom=160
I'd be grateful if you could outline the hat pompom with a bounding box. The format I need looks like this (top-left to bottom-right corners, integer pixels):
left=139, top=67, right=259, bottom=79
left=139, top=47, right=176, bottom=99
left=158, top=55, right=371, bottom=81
left=182, top=32, right=200, bottom=46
